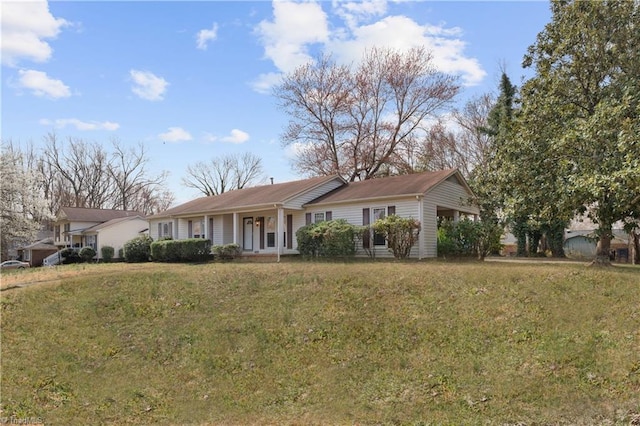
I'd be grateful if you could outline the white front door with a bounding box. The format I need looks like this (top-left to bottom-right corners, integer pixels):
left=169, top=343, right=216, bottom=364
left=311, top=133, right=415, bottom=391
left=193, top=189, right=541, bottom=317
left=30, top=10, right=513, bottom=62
left=243, top=217, right=253, bottom=251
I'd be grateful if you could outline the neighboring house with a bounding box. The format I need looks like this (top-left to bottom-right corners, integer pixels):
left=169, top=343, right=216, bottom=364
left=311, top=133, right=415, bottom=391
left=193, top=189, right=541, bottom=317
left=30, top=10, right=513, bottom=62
left=148, top=169, right=479, bottom=260
left=17, top=239, right=58, bottom=267
left=564, top=229, right=630, bottom=262
left=52, top=207, right=148, bottom=260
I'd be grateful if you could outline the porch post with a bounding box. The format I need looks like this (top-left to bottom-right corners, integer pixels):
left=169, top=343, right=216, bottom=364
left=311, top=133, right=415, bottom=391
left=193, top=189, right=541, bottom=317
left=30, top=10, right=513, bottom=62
left=204, top=215, right=209, bottom=241
left=276, top=206, right=284, bottom=262
left=417, top=196, right=424, bottom=260
left=232, top=213, right=238, bottom=245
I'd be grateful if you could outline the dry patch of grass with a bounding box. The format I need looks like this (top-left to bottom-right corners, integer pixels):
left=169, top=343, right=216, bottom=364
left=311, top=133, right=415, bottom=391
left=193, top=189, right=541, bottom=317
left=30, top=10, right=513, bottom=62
left=1, top=261, right=639, bottom=424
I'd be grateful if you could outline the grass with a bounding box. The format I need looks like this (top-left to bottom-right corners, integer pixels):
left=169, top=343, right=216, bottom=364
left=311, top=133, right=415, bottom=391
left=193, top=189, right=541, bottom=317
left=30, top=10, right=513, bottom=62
left=1, top=261, right=639, bottom=425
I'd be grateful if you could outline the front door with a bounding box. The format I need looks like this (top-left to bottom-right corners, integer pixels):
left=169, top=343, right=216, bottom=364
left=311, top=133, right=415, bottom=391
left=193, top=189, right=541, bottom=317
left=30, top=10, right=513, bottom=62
left=243, top=217, right=253, bottom=251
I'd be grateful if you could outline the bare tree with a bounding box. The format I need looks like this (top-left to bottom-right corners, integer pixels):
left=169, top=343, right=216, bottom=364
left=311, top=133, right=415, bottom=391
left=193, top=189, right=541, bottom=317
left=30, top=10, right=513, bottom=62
left=108, top=140, right=168, bottom=212
left=182, top=152, right=265, bottom=196
left=401, top=93, right=494, bottom=179
left=41, top=133, right=173, bottom=214
left=275, top=47, right=459, bottom=181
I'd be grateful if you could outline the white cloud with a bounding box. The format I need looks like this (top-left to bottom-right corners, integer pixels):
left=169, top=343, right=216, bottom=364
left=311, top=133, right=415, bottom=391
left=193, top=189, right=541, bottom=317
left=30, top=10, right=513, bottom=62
left=1, top=1, right=69, bottom=66
left=253, top=1, right=486, bottom=91
left=130, top=70, right=169, bottom=101
left=251, top=72, right=283, bottom=95
left=255, top=1, right=329, bottom=74
left=39, top=118, right=120, bottom=131
left=202, top=129, right=250, bottom=144
left=159, top=127, right=192, bottom=143
left=18, top=69, right=71, bottom=98
left=221, top=129, right=250, bottom=144
left=196, top=23, right=218, bottom=50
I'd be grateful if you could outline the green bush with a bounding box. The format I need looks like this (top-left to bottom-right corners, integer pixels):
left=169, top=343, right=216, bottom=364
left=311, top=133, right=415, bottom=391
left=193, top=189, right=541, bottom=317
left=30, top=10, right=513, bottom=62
left=123, top=235, right=153, bottom=263
left=212, top=243, right=241, bottom=261
left=296, top=219, right=358, bottom=258
left=151, top=239, right=212, bottom=262
left=79, top=247, right=97, bottom=263
left=101, top=246, right=114, bottom=262
left=437, top=218, right=503, bottom=260
left=60, top=248, right=80, bottom=264
left=372, top=215, right=421, bottom=259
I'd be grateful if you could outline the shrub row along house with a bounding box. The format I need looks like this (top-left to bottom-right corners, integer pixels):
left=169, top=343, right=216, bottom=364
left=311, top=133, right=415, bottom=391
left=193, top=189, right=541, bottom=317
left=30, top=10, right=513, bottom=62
left=148, top=169, right=479, bottom=260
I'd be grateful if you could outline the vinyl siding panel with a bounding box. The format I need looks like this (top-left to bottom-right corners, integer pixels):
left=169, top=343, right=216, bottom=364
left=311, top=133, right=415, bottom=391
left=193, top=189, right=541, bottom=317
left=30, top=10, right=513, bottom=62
left=310, top=198, right=420, bottom=258
left=427, top=180, right=479, bottom=215
left=287, top=179, right=344, bottom=208
left=96, top=218, right=148, bottom=259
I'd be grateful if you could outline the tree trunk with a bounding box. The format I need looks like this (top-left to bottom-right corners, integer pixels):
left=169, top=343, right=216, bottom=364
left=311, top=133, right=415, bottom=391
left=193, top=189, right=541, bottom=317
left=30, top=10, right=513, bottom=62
left=591, top=229, right=612, bottom=267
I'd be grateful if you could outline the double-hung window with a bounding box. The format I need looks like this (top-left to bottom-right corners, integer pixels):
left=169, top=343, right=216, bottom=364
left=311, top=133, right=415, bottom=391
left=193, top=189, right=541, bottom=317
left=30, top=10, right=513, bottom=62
left=158, top=222, right=173, bottom=239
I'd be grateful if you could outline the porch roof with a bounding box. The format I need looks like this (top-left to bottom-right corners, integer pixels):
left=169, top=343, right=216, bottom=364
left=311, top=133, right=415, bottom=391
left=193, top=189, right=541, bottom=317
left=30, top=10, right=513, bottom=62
left=149, top=174, right=345, bottom=219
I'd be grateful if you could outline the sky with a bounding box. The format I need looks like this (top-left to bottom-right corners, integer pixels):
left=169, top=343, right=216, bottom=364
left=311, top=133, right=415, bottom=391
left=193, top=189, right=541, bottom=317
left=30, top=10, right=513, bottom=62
left=1, top=0, right=552, bottom=204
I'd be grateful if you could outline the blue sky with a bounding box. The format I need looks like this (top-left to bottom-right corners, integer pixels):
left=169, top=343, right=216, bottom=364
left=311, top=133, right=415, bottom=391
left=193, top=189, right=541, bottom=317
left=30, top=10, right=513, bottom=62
left=1, top=1, right=551, bottom=204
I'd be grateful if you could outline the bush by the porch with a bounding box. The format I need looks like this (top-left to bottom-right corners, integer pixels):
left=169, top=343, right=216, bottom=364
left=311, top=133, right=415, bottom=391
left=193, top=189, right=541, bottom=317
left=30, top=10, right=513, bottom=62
left=79, top=247, right=96, bottom=263
left=212, top=243, right=241, bottom=260
left=372, top=215, right=421, bottom=259
left=101, top=246, right=114, bottom=262
left=123, top=235, right=153, bottom=263
left=296, top=219, right=359, bottom=258
left=151, top=239, right=212, bottom=262
left=437, top=218, right=502, bottom=260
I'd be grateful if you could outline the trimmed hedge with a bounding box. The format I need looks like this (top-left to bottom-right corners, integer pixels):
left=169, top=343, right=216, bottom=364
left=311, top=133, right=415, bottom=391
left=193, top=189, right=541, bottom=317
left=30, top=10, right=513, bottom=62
left=101, top=245, right=114, bottom=262
left=124, top=235, right=153, bottom=263
left=212, top=243, right=241, bottom=261
left=79, top=247, right=97, bottom=263
left=296, top=219, right=359, bottom=258
left=151, top=238, right=212, bottom=262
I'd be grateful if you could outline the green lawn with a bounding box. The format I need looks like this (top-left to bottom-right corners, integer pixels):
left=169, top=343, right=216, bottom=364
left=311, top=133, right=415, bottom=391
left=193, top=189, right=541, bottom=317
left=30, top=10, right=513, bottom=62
left=1, top=261, right=639, bottom=425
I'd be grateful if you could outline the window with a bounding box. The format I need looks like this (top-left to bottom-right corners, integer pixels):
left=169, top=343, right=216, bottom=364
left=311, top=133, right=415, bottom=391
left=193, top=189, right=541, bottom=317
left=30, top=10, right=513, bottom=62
left=314, top=212, right=325, bottom=223
left=189, top=219, right=205, bottom=238
left=64, top=223, right=70, bottom=242
left=267, top=216, right=275, bottom=248
left=158, top=222, right=173, bottom=239
left=86, top=235, right=97, bottom=250
left=55, top=225, right=60, bottom=242
left=373, top=208, right=386, bottom=246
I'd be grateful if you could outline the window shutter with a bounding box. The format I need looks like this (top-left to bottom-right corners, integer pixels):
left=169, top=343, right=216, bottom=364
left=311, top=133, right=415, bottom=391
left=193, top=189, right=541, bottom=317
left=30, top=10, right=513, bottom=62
left=305, top=213, right=312, bottom=225
left=209, top=218, right=214, bottom=241
left=158, top=223, right=162, bottom=238
left=258, top=217, right=265, bottom=249
left=388, top=206, right=396, bottom=216
left=287, top=214, right=293, bottom=249
left=325, top=211, right=332, bottom=221
left=362, top=208, right=370, bottom=249
left=188, top=220, right=193, bottom=238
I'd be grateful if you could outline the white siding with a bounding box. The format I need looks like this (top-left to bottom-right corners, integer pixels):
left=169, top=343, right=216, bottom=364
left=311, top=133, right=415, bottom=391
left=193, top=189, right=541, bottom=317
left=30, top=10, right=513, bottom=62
left=309, top=198, right=420, bottom=258
left=97, top=218, right=149, bottom=259
left=222, top=214, right=234, bottom=244
left=286, top=179, right=345, bottom=208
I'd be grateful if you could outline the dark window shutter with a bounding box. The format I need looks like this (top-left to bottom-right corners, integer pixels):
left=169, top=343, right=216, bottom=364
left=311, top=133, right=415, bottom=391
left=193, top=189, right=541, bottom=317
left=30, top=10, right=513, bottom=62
left=305, top=213, right=312, bottom=225
left=158, top=223, right=162, bottom=237
left=387, top=206, right=395, bottom=216
left=287, top=214, right=293, bottom=249
left=362, top=208, right=370, bottom=249
left=259, top=217, right=265, bottom=249
left=209, top=218, right=214, bottom=241
left=188, top=220, right=193, bottom=238
left=325, top=211, right=332, bottom=221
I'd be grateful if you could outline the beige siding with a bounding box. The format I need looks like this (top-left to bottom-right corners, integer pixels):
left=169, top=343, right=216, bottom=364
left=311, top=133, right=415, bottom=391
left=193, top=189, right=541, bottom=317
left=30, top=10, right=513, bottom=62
left=422, top=199, right=438, bottom=257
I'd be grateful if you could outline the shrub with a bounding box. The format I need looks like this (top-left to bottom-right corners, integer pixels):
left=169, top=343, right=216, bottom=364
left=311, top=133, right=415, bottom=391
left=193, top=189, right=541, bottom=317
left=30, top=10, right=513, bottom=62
left=437, top=218, right=503, bottom=260
left=79, top=247, right=96, bottom=263
left=296, top=219, right=358, bottom=258
left=212, top=243, right=241, bottom=261
left=372, top=215, right=421, bottom=259
left=60, top=248, right=80, bottom=264
left=151, top=239, right=212, bottom=262
left=123, top=235, right=153, bottom=263
left=101, top=246, right=114, bottom=262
